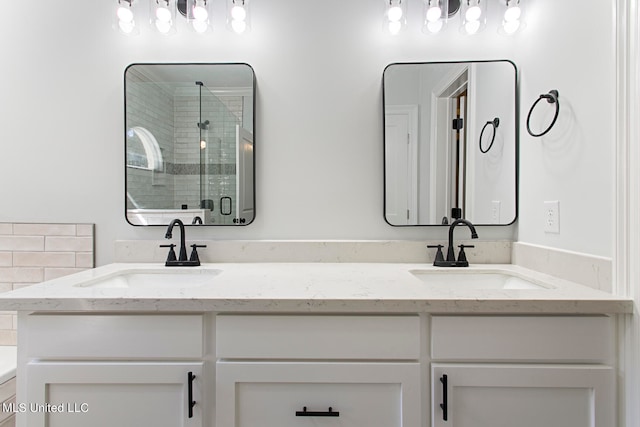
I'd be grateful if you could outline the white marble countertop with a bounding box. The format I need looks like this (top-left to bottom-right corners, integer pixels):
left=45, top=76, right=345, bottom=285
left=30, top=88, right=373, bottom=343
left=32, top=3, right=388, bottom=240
left=0, top=263, right=632, bottom=314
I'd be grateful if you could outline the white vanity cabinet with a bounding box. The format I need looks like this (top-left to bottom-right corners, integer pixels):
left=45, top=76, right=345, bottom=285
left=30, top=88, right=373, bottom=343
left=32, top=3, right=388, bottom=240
left=12, top=305, right=621, bottom=427
left=429, top=316, right=616, bottom=427
left=18, top=314, right=207, bottom=427
left=215, top=315, right=424, bottom=427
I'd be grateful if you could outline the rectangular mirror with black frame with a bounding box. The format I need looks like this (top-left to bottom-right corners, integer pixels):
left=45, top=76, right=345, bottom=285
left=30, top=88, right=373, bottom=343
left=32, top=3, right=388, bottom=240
left=383, top=60, right=517, bottom=226
left=125, top=63, right=255, bottom=226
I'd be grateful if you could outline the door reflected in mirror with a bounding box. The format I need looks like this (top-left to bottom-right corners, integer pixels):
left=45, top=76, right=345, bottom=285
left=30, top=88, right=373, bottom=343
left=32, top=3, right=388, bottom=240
left=383, top=60, right=517, bottom=226
left=125, top=63, right=255, bottom=226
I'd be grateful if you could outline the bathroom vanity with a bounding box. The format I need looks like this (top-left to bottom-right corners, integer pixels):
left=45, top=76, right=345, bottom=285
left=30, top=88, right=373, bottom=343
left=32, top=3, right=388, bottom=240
left=0, top=263, right=631, bottom=427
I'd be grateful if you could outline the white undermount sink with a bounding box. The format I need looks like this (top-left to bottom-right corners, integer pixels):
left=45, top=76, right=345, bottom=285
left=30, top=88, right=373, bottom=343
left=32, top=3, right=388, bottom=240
left=74, top=268, right=222, bottom=289
left=409, top=270, right=551, bottom=290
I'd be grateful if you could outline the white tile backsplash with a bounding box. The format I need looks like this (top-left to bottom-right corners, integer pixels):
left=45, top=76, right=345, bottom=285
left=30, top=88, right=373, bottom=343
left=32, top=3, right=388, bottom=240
left=0, top=223, right=94, bottom=345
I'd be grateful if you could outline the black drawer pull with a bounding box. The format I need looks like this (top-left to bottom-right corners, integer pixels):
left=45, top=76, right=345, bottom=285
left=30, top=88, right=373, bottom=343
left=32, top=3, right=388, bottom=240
left=440, top=374, right=448, bottom=421
left=188, top=372, right=196, bottom=419
left=295, top=406, right=339, bottom=417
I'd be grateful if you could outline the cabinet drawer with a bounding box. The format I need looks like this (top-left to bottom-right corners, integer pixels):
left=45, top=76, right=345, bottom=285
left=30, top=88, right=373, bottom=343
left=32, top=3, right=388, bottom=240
left=431, top=315, right=613, bottom=362
left=216, top=361, right=421, bottom=427
left=25, top=314, right=203, bottom=359
left=216, top=315, right=420, bottom=360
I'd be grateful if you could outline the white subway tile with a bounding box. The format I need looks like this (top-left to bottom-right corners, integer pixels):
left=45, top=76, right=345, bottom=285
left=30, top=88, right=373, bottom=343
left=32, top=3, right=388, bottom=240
left=76, top=224, right=94, bottom=237
left=0, top=224, right=12, bottom=235
left=0, top=268, right=44, bottom=283
left=45, top=236, right=93, bottom=252
left=75, top=253, right=94, bottom=268
left=0, top=284, right=12, bottom=293
left=13, top=252, right=76, bottom=268
left=13, top=224, right=76, bottom=236
left=0, top=236, right=44, bottom=252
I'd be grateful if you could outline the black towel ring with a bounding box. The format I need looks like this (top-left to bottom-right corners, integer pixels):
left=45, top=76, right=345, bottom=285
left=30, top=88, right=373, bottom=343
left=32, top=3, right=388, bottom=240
left=526, top=89, right=560, bottom=137
left=479, top=117, right=500, bottom=153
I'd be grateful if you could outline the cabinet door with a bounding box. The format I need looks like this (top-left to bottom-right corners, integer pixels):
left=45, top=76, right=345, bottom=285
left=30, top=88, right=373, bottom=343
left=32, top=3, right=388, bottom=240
left=23, top=362, right=203, bottom=427
left=432, top=364, right=614, bottom=427
left=217, top=361, right=422, bottom=427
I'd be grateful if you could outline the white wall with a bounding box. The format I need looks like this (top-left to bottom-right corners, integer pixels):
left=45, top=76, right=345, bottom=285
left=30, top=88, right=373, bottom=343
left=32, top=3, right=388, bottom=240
left=515, top=0, right=616, bottom=257
left=468, top=61, right=517, bottom=224
left=0, top=0, right=615, bottom=265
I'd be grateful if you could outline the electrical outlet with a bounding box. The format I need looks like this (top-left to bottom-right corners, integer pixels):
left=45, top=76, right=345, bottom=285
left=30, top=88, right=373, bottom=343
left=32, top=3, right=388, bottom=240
left=544, top=201, right=560, bottom=233
left=491, top=201, right=501, bottom=224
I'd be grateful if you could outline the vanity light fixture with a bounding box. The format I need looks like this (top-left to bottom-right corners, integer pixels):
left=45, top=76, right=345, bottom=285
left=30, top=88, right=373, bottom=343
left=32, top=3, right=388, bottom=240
left=228, top=0, right=250, bottom=34
left=500, top=0, right=524, bottom=35
left=460, top=0, right=487, bottom=35
left=151, top=0, right=177, bottom=35
left=392, top=0, right=521, bottom=36
left=423, top=0, right=448, bottom=34
left=385, top=0, right=407, bottom=35
left=111, top=0, right=218, bottom=35
left=115, top=0, right=139, bottom=35
left=187, top=0, right=213, bottom=33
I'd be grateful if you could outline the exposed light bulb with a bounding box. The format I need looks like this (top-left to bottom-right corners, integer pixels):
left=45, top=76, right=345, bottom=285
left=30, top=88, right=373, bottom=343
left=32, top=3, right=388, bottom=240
left=231, top=5, right=246, bottom=21
left=200, top=140, right=207, bottom=149
left=193, top=5, right=209, bottom=21
left=504, top=5, right=521, bottom=22
left=156, top=6, right=172, bottom=22
left=465, top=19, right=480, bottom=34
left=117, top=6, right=134, bottom=23
left=426, top=6, right=442, bottom=23
left=465, top=5, right=482, bottom=21
left=119, top=19, right=136, bottom=33
left=192, top=19, right=208, bottom=32
left=503, top=19, right=520, bottom=34
left=232, top=19, right=247, bottom=33
left=426, top=20, right=444, bottom=33
left=387, top=5, right=403, bottom=22
left=155, top=19, right=172, bottom=33
left=388, top=20, right=402, bottom=34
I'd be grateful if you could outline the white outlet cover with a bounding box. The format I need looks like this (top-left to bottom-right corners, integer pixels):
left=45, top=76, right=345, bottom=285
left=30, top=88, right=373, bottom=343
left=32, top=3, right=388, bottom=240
left=544, top=200, right=560, bottom=233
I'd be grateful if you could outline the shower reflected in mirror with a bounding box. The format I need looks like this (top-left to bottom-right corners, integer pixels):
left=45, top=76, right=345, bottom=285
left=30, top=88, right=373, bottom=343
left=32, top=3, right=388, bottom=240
left=125, top=63, right=255, bottom=226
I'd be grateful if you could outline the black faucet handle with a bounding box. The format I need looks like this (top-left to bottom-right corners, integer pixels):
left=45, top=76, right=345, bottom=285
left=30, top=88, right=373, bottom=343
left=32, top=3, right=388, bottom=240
left=160, top=244, right=177, bottom=263
left=189, top=244, right=207, bottom=264
left=457, top=244, right=475, bottom=263
left=427, top=245, right=445, bottom=264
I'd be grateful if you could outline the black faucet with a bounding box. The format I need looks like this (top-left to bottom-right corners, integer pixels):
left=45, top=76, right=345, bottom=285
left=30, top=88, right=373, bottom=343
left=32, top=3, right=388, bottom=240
left=160, top=219, right=206, bottom=267
left=428, top=219, right=478, bottom=267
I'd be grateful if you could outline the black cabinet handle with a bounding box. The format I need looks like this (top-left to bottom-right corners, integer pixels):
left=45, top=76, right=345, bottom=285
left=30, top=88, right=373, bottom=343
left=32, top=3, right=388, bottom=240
left=295, top=406, right=339, bottom=417
left=188, top=372, right=196, bottom=419
left=440, top=374, right=448, bottom=421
